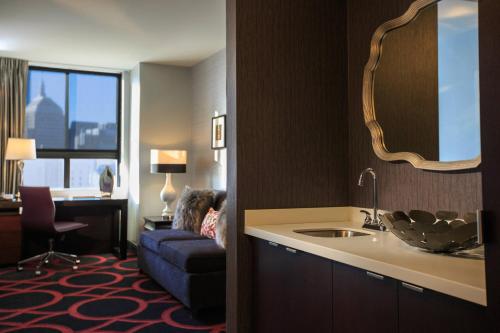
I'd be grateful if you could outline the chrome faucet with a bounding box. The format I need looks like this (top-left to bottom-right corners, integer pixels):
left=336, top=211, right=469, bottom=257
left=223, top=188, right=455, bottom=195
left=358, top=168, right=386, bottom=231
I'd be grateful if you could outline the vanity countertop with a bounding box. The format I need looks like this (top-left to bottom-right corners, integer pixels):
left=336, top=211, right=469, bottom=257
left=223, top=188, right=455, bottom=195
left=245, top=216, right=486, bottom=306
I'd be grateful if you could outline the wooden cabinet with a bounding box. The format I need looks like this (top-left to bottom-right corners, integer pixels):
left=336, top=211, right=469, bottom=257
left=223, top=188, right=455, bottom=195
left=398, top=281, right=487, bottom=333
left=252, top=236, right=487, bottom=333
left=332, top=262, right=398, bottom=333
left=252, top=238, right=333, bottom=333
left=0, top=212, right=22, bottom=265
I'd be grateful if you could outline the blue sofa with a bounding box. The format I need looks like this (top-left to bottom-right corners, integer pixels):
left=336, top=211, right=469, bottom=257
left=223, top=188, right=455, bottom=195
left=137, top=191, right=226, bottom=312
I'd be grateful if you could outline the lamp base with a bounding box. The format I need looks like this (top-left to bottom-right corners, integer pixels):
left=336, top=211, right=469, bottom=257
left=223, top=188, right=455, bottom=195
left=15, top=160, right=24, bottom=201
left=160, top=173, right=177, bottom=218
left=161, top=207, right=174, bottom=219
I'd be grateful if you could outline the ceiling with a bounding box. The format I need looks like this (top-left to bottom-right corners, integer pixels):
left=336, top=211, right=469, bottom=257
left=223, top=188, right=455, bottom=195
left=0, top=0, right=226, bottom=69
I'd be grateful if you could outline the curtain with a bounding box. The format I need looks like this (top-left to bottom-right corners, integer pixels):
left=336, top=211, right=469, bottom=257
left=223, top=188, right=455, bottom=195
left=0, top=57, right=28, bottom=195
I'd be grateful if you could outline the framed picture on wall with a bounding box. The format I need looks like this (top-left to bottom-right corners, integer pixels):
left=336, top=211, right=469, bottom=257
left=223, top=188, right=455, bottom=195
left=211, top=115, right=226, bottom=149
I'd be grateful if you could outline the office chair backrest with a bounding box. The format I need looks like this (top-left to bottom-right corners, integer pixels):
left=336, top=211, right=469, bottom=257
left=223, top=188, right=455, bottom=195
left=19, top=186, right=56, bottom=234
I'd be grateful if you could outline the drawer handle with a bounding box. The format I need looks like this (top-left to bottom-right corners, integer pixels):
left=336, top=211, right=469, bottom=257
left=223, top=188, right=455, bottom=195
left=402, top=282, right=424, bottom=293
left=366, top=271, right=384, bottom=280
left=285, top=247, right=297, bottom=254
left=268, top=241, right=278, bottom=247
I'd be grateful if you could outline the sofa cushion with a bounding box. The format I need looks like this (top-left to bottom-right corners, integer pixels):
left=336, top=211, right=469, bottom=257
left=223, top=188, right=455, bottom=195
left=214, top=191, right=227, bottom=211
left=215, top=199, right=227, bottom=249
left=140, top=229, right=205, bottom=253
left=158, top=239, right=226, bottom=273
left=200, top=208, right=219, bottom=239
left=173, top=186, right=215, bottom=233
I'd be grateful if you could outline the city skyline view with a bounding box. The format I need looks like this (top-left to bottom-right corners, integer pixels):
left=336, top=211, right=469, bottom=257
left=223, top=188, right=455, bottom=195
left=23, top=68, right=119, bottom=188
left=27, top=69, right=118, bottom=124
left=26, top=69, right=118, bottom=150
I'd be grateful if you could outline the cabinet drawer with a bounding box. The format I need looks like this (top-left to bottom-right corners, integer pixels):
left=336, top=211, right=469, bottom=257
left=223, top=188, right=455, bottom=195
left=0, top=215, right=21, bottom=232
left=333, top=262, right=398, bottom=333
left=0, top=246, right=21, bottom=264
left=0, top=231, right=22, bottom=248
left=252, top=238, right=332, bottom=333
left=398, top=281, right=487, bottom=333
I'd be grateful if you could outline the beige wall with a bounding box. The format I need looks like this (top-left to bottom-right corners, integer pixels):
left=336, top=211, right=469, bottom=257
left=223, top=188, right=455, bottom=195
left=127, top=65, right=141, bottom=242
left=128, top=63, right=193, bottom=242
left=126, top=53, right=226, bottom=242
left=191, top=49, right=226, bottom=189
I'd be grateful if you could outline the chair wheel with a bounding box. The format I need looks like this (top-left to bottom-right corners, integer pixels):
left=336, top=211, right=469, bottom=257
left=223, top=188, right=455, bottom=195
left=72, top=265, right=78, bottom=270
left=44, top=260, right=49, bottom=264
left=35, top=270, right=42, bottom=276
left=16, top=266, right=23, bottom=272
left=75, top=259, right=80, bottom=264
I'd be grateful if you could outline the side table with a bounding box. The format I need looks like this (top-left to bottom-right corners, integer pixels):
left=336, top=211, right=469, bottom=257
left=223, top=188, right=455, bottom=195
left=143, top=216, right=173, bottom=231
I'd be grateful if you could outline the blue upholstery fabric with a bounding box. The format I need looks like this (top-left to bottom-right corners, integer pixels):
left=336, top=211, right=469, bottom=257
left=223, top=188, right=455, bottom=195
left=138, top=246, right=226, bottom=311
left=158, top=239, right=226, bottom=273
left=140, top=229, right=205, bottom=253
left=137, top=192, right=227, bottom=312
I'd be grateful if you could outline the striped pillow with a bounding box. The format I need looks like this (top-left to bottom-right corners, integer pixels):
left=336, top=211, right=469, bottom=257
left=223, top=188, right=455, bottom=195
left=200, top=208, right=219, bottom=239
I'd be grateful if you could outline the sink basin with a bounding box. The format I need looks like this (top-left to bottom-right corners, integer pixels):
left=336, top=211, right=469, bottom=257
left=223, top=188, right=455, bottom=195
left=293, top=228, right=371, bottom=238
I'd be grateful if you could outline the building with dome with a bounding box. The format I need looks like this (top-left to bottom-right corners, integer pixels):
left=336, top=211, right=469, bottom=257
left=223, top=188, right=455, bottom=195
left=25, top=81, right=65, bottom=148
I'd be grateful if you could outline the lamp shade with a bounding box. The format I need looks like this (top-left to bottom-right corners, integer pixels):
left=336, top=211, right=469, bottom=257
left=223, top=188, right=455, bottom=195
left=150, top=150, right=187, bottom=173
left=5, top=138, right=37, bottom=160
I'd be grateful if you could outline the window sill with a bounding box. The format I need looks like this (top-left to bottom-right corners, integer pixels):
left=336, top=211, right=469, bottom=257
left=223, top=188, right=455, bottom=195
left=50, top=187, right=127, bottom=198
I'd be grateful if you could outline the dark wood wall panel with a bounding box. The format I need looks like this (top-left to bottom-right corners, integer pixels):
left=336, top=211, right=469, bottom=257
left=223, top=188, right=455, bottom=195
left=347, top=0, right=482, bottom=215
left=234, top=0, right=348, bottom=209
left=228, top=0, right=493, bottom=331
left=479, top=0, right=500, bottom=329
left=227, top=0, right=348, bottom=332
left=226, top=0, right=250, bottom=332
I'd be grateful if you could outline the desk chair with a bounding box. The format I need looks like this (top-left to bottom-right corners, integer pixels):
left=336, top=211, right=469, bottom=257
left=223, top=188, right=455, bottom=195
left=17, top=186, right=88, bottom=275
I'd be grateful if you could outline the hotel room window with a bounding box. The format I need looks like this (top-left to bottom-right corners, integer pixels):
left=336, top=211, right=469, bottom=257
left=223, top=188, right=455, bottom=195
left=23, top=67, right=121, bottom=188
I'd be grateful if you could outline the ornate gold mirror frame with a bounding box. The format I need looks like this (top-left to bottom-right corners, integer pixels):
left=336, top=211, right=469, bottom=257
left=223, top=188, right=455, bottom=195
left=362, top=0, right=481, bottom=171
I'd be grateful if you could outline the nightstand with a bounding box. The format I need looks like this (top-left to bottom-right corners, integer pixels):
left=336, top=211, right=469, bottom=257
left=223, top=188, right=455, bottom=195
left=143, top=216, right=173, bottom=231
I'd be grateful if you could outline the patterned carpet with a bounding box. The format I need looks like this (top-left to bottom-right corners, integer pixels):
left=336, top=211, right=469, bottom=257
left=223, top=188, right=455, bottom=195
left=0, top=254, right=226, bottom=333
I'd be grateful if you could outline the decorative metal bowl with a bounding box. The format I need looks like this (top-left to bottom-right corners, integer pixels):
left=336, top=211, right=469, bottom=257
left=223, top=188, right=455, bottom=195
left=381, top=210, right=479, bottom=253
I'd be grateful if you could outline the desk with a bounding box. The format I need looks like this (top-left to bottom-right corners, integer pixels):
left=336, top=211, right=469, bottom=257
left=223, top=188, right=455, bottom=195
left=0, top=201, right=22, bottom=265
left=11, top=196, right=128, bottom=261
left=0, top=200, right=22, bottom=209
left=52, top=197, right=128, bottom=259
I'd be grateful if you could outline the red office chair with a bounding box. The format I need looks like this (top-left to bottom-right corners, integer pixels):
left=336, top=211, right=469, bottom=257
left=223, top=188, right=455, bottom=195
left=17, top=186, right=88, bottom=275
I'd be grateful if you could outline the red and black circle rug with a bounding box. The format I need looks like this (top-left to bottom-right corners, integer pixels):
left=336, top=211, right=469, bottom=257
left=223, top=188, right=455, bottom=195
left=0, top=254, right=226, bottom=332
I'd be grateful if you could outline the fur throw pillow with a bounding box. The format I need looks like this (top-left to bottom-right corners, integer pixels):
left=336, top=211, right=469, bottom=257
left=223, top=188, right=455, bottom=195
left=173, top=186, right=215, bottom=233
left=215, top=199, right=227, bottom=249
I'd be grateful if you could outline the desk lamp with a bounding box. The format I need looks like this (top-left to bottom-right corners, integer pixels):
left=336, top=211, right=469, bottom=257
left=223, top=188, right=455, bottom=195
left=5, top=138, right=36, bottom=198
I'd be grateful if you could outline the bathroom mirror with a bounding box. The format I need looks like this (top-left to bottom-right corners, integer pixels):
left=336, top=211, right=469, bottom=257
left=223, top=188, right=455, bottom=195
left=363, top=0, right=480, bottom=171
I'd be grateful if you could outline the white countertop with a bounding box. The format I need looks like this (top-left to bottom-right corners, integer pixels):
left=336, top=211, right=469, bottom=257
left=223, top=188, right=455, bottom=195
left=244, top=210, right=486, bottom=306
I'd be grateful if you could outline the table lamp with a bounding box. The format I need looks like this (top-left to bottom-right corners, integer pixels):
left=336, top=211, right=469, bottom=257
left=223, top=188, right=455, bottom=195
left=150, top=149, right=187, bottom=217
left=5, top=138, right=37, bottom=198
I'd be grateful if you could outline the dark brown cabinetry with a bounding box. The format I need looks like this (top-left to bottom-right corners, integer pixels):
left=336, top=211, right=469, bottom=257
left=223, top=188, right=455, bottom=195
left=252, top=238, right=333, bottom=333
left=0, top=215, right=22, bottom=265
left=398, top=281, right=487, bottom=333
left=0, top=201, right=22, bottom=265
left=252, top=236, right=488, bottom=333
left=332, top=262, right=398, bottom=333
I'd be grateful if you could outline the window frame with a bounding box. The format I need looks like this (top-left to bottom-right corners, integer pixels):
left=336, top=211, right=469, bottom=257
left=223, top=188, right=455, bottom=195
left=27, top=66, right=122, bottom=188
